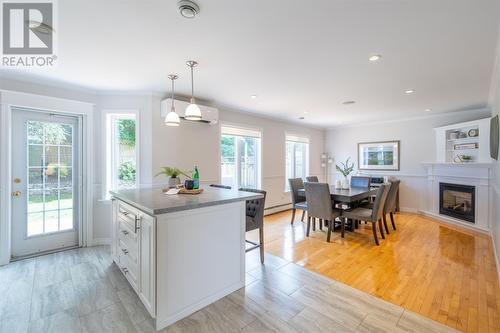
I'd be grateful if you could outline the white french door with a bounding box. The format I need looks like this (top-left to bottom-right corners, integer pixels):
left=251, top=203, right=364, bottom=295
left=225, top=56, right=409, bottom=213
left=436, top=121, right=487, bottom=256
left=11, top=109, right=80, bottom=258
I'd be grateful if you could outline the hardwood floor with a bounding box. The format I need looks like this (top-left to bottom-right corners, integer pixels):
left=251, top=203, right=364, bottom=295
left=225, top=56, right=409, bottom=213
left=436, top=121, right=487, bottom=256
left=0, top=245, right=459, bottom=333
left=247, top=211, right=500, bottom=333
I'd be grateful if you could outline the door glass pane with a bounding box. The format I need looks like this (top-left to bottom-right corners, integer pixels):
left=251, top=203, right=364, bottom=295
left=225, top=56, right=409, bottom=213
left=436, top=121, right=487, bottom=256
left=294, top=144, right=304, bottom=179
left=221, top=135, right=236, bottom=187
left=239, top=137, right=259, bottom=189
left=26, top=121, right=74, bottom=237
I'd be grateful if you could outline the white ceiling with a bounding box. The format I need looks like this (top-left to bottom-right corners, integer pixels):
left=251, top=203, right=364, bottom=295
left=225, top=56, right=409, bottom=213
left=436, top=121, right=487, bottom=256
left=1, top=0, right=500, bottom=127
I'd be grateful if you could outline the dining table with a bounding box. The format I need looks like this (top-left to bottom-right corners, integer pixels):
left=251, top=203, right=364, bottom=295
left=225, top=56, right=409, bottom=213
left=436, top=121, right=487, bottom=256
left=298, top=185, right=378, bottom=231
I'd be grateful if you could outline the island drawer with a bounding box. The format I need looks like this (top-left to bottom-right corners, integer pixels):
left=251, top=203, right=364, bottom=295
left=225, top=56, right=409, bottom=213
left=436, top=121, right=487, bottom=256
left=118, top=237, right=138, bottom=266
left=117, top=202, right=140, bottom=233
left=118, top=250, right=138, bottom=291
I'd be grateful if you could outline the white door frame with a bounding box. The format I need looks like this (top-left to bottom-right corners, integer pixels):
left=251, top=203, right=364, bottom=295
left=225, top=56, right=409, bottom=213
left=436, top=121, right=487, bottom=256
left=0, top=90, right=94, bottom=265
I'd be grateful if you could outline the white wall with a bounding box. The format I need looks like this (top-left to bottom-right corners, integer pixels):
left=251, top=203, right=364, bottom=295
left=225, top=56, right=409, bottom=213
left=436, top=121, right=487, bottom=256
left=325, top=110, right=491, bottom=212
left=489, top=40, right=500, bottom=276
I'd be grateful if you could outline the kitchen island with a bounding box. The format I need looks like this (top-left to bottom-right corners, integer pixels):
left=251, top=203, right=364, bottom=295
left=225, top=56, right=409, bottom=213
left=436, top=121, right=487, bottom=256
left=110, top=186, right=263, bottom=331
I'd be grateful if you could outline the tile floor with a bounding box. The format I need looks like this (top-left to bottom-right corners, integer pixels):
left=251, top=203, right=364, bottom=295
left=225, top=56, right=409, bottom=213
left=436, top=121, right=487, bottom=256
left=0, top=246, right=460, bottom=333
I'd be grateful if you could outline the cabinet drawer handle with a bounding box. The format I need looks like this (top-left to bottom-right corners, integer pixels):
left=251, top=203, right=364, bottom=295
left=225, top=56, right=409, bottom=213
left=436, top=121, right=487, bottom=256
left=121, top=230, right=129, bottom=235
left=122, top=267, right=128, bottom=274
left=121, top=248, right=129, bottom=255
left=134, top=217, right=141, bottom=233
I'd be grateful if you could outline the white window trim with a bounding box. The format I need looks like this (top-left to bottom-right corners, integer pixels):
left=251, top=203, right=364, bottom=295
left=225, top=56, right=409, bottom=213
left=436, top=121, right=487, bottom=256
left=220, top=122, right=263, bottom=189
left=102, top=110, right=140, bottom=200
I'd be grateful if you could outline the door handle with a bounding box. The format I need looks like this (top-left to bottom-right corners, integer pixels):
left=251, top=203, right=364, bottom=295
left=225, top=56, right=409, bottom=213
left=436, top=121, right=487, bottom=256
left=12, top=191, right=21, bottom=197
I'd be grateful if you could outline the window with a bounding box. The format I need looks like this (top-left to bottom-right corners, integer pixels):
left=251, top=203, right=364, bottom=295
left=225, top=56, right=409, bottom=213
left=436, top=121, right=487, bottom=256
left=106, top=114, right=138, bottom=195
left=220, top=125, right=262, bottom=189
left=285, top=135, right=309, bottom=191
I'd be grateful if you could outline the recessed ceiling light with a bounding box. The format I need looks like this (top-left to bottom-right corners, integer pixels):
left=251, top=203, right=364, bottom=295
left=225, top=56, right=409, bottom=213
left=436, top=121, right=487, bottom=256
left=303, top=111, right=309, bottom=114
left=368, top=54, right=382, bottom=62
left=425, top=108, right=432, bottom=112
left=298, top=116, right=305, bottom=120
left=178, top=0, right=200, bottom=19
left=250, top=95, right=257, bottom=99
left=342, top=100, right=356, bottom=105
left=405, top=89, right=415, bottom=94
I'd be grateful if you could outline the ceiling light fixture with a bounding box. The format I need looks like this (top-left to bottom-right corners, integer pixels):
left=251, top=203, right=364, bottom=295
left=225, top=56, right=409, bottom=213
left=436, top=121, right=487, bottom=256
left=425, top=108, right=432, bottom=112
left=250, top=95, right=257, bottom=99
left=299, top=116, right=305, bottom=120
left=165, top=75, right=180, bottom=127
left=185, top=60, right=202, bottom=121
left=342, top=100, right=356, bottom=105
left=368, top=54, right=382, bottom=62
left=177, top=0, right=200, bottom=19
left=405, top=89, right=415, bottom=94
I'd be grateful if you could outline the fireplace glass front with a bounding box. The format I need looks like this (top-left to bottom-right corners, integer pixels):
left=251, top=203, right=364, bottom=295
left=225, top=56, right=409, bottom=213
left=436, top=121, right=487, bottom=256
left=439, top=183, right=475, bottom=223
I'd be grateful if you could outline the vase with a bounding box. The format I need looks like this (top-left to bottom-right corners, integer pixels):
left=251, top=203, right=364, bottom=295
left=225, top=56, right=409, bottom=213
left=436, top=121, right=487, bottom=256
left=168, top=177, right=180, bottom=188
left=342, top=176, right=350, bottom=189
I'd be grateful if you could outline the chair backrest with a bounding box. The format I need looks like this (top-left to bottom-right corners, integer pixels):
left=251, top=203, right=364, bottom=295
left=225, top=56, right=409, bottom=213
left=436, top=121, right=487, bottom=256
left=288, top=178, right=305, bottom=206
left=306, top=176, right=319, bottom=182
left=350, top=176, right=371, bottom=188
left=304, top=182, right=333, bottom=221
left=239, top=188, right=267, bottom=230
left=371, top=184, right=391, bottom=221
left=210, top=184, right=232, bottom=189
left=383, top=180, right=400, bottom=214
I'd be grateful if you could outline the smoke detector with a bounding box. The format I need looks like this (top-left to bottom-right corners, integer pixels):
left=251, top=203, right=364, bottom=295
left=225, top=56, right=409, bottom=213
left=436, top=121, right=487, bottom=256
left=178, top=0, right=200, bottom=19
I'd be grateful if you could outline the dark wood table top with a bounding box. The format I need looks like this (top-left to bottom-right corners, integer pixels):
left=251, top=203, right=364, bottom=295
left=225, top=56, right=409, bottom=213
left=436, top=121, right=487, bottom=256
left=298, top=186, right=377, bottom=203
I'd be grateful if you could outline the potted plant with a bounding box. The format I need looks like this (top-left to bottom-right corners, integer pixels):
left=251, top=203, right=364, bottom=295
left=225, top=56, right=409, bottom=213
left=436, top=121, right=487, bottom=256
left=336, top=157, right=355, bottom=189
left=156, top=167, right=191, bottom=188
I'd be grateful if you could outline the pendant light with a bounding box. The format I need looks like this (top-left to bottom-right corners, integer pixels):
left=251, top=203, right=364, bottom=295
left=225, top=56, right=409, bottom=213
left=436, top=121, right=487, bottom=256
left=165, top=74, right=180, bottom=126
left=185, top=60, right=202, bottom=121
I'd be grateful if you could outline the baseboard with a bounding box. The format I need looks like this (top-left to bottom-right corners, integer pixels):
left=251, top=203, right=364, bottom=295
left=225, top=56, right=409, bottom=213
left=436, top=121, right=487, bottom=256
left=491, top=230, right=500, bottom=284
left=91, top=237, right=111, bottom=246
left=417, top=210, right=490, bottom=235
left=399, top=207, right=418, bottom=213
left=264, top=203, right=292, bottom=216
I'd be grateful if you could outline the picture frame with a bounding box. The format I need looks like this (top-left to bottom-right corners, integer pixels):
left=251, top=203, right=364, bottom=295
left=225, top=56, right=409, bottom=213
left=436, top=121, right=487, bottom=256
left=358, top=140, right=400, bottom=171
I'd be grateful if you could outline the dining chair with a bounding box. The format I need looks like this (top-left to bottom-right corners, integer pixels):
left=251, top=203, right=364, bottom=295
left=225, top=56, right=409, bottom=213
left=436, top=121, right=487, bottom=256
left=210, top=184, right=232, bottom=189
left=306, top=176, right=319, bottom=182
left=304, top=182, right=341, bottom=242
left=342, top=184, right=390, bottom=245
left=350, top=176, right=371, bottom=188
left=288, top=178, right=308, bottom=224
left=239, top=188, right=267, bottom=263
left=383, top=180, right=400, bottom=232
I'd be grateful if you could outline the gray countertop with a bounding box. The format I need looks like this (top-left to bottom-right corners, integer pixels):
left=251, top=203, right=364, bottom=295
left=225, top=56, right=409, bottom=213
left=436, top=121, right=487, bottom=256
left=110, top=186, right=263, bottom=215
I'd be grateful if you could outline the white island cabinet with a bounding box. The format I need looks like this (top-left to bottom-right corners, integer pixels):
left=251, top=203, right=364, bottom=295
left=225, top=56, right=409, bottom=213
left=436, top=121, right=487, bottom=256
left=110, top=187, right=263, bottom=331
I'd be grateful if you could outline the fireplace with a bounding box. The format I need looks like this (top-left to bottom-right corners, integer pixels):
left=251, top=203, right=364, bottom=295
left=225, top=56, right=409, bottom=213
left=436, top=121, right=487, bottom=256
left=439, top=183, right=475, bottom=223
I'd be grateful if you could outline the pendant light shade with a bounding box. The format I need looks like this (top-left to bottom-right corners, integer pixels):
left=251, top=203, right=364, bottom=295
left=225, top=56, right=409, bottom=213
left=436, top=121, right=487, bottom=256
left=185, top=60, right=202, bottom=121
left=165, top=74, right=180, bottom=127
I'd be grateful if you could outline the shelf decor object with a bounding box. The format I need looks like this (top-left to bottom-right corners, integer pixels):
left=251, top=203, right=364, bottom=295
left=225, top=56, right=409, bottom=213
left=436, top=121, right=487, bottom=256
left=358, top=140, right=400, bottom=171
left=491, top=115, right=499, bottom=160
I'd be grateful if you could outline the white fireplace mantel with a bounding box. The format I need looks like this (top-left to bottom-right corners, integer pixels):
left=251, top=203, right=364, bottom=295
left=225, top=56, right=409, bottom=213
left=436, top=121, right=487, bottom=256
left=420, top=162, right=492, bottom=232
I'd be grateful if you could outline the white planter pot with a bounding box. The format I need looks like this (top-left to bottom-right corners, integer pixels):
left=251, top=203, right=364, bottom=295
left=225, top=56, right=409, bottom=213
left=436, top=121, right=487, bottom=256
left=342, top=177, right=350, bottom=189
left=168, top=177, right=181, bottom=188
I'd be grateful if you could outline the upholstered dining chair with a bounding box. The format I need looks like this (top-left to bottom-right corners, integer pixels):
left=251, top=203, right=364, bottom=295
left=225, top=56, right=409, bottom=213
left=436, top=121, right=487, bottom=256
left=239, top=188, right=267, bottom=263
left=210, top=184, right=232, bottom=189
left=304, top=182, right=341, bottom=242
left=306, top=176, right=319, bottom=182
left=288, top=178, right=308, bottom=224
left=383, top=180, right=400, bottom=232
left=342, top=184, right=390, bottom=245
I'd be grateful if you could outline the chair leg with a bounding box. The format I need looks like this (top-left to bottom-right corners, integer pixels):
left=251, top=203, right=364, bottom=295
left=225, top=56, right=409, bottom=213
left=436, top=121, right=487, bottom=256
left=306, top=216, right=311, bottom=237
left=319, top=219, right=323, bottom=231
left=378, top=219, right=385, bottom=239
left=259, top=227, right=264, bottom=264
left=301, top=210, right=306, bottom=222
left=291, top=208, right=296, bottom=225
left=312, top=218, right=316, bottom=231
left=371, top=222, right=379, bottom=245
left=341, top=218, right=345, bottom=238
left=326, top=220, right=332, bottom=242
left=390, top=212, right=397, bottom=230
left=383, top=214, right=390, bottom=234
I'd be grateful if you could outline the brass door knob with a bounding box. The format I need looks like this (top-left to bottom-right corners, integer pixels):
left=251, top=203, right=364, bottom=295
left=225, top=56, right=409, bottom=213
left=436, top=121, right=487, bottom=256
left=12, top=191, right=22, bottom=197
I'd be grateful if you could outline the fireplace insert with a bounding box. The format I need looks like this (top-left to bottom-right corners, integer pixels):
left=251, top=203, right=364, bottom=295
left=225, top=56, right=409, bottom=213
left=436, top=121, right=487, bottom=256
left=439, top=183, right=475, bottom=223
